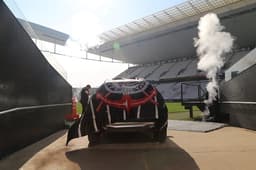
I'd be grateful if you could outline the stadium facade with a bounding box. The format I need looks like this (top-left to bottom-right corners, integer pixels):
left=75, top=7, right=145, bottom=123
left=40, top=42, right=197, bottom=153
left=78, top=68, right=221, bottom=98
left=88, top=0, right=256, bottom=130
left=1, top=0, right=256, bottom=159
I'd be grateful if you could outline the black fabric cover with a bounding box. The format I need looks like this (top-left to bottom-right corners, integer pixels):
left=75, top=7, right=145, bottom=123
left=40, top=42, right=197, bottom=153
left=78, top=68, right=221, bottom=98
left=66, top=80, right=168, bottom=145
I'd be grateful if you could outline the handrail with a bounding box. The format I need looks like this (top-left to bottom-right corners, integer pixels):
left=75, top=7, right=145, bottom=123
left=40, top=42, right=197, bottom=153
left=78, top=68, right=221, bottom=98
left=181, top=82, right=208, bottom=103
left=0, top=103, right=72, bottom=115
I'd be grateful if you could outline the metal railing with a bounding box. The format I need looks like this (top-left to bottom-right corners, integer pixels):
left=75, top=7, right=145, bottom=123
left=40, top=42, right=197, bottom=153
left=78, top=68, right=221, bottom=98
left=180, top=82, right=207, bottom=103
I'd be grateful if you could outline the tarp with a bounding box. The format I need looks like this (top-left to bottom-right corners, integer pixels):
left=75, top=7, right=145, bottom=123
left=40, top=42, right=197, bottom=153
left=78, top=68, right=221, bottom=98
left=66, top=79, right=168, bottom=145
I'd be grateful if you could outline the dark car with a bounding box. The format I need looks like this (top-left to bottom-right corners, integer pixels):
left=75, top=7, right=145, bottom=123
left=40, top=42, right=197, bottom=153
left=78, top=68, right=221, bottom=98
left=67, top=79, right=168, bottom=146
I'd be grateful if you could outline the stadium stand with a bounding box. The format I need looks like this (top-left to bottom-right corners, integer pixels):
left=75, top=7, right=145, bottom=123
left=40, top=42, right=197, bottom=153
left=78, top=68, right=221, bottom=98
left=114, top=47, right=253, bottom=101
left=137, top=64, right=159, bottom=78
left=224, top=49, right=251, bottom=69
left=159, top=59, right=193, bottom=80
left=113, top=50, right=256, bottom=103
left=116, top=57, right=204, bottom=82
left=177, top=59, right=198, bottom=78
left=115, top=66, right=137, bottom=78
left=126, top=66, right=144, bottom=78
left=116, top=48, right=251, bottom=82
left=88, top=0, right=256, bottom=129
left=147, top=62, right=174, bottom=81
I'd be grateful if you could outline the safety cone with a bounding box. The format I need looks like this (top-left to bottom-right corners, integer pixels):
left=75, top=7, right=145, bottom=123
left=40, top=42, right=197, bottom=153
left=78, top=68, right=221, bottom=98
left=64, top=97, right=80, bottom=128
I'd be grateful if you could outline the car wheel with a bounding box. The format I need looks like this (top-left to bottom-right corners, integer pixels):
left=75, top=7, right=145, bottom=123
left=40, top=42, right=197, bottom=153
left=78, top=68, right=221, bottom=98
left=88, top=132, right=101, bottom=147
left=154, top=126, right=167, bottom=143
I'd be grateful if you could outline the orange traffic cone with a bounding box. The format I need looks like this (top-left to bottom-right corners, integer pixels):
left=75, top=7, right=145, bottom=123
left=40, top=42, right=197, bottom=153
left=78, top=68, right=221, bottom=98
left=71, top=97, right=78, bottom=115
left=65, top=97, right=80, bottom=127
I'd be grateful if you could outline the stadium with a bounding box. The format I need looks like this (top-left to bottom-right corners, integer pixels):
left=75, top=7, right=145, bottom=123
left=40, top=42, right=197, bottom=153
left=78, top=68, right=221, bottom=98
left=89, top=0, right=256, bottom=129
left=1, top=0, right=256, bottom=169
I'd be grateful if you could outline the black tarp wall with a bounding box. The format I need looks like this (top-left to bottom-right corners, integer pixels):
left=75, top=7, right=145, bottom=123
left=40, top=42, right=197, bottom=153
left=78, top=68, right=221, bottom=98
left=0, top=0, right=72, bottom=158
left=220, top=64, right=256, bottom=130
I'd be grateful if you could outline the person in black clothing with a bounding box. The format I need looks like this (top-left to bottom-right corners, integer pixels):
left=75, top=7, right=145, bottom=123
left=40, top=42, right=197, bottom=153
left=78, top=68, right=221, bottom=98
left=80, top=84, right=91, bottom=114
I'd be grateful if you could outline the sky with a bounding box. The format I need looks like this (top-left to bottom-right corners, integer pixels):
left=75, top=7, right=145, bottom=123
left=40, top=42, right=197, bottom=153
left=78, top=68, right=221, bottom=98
left=4, top=0, right=187, bottom=87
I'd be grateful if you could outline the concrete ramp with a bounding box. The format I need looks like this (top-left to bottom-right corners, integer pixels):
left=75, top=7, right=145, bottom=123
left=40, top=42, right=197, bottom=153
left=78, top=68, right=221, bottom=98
left=1, top=127, right=256, bottom=170
left=168, top=120, right=227, bottom=132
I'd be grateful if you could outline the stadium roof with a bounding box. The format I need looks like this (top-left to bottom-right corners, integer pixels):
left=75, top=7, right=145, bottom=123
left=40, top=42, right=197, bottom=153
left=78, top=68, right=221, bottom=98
left=88, top=0, right=256, bottom=64
left=18, top=19, right=69, bottom=45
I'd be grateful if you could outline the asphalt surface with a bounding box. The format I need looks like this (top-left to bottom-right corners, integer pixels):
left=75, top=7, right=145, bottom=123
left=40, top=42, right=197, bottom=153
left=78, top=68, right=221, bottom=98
left=1, top=124, right=256, bottom=170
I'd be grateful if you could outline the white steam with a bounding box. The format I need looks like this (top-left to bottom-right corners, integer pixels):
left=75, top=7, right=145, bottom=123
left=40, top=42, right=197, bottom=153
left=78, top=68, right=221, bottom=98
left=194, top=13, right=234, bottom=105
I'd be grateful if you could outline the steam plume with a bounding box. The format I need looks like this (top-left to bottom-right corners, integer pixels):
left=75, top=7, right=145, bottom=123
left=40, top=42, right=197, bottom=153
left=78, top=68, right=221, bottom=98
left=194, top=13, right=234, bottom=114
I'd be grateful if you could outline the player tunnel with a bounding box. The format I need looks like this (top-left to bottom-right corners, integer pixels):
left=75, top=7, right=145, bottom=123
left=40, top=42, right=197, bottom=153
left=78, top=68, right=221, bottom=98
left=0, top=0, right=72, bottom=158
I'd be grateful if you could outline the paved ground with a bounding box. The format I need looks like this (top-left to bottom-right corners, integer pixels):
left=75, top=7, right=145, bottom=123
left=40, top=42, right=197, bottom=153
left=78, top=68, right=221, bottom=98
left=1, top=126, right=256, bottom=170
left=168, top=120, right=227, bottom=132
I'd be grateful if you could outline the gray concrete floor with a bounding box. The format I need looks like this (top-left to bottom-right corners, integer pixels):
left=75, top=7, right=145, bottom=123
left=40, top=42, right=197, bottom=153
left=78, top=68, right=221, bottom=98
left=168, top=120, right=227, bottom=132
left=1, top=125, right=256, bottom=170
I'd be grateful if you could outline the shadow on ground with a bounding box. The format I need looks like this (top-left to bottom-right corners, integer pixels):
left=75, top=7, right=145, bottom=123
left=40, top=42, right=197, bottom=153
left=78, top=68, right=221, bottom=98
left=0, top=130, right=66, bottom=170
left=66, top=133, right=199, bottom=170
